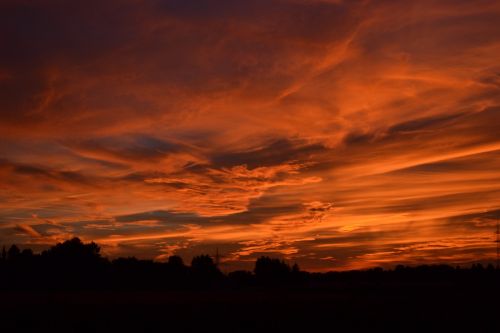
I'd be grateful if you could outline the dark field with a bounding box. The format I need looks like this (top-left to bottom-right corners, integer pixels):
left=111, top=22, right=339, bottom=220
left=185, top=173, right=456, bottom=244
left=1, top=283, right=497, bottom=333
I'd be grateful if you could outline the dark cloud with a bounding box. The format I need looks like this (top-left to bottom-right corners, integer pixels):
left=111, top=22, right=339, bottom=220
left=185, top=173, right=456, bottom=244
left=15, top=224, right=42, bottom=238
left=387, top=112, right=467, bottom=134
left=157, top=0, right=361, bottom=41
left=212, top=139, right=326, bottom=168
left=0, top=158, right=93, bottom=186
left=342, top=132, right=376, bottom=145
left=68, top=135, right=185, bottom=162
left=115, top=210, right=199, bottom=224
left=0, top=0, right=147, bottom=127
left=0, top=0, right=365, bottom=133
left=114, top=195, right=302, bottom=227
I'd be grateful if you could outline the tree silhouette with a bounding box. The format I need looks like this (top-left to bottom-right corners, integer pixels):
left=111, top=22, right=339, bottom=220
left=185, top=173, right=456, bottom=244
left=191, top=255, right=219, bottom=274
left=42, top=237, right=103, bottom=270
left=35, top=238, right=107, bottom=289
left=7, top=245, right=20, bottom=261
left=42, top=237, right=101, bottom=266
left=254, top=256, right=291, bottom=283
left=190, top=255, right=222, bottom=285
left=0, top=237, right=498, bottom=293
left=168, top=255, right=184, bottom=268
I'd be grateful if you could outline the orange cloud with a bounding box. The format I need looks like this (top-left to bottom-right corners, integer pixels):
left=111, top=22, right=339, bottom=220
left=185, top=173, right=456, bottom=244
left=1, top=0, right=499, bottom=271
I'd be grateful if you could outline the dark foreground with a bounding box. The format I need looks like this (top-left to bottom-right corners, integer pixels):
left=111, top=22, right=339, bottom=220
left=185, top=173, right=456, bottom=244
left=1, top=239, right=498, bottom=332
left=1, top=283, right=498, bottom=333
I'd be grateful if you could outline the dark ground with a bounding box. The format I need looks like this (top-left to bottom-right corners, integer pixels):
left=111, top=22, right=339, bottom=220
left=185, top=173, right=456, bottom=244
left=1, top=284, right=497, bottom=333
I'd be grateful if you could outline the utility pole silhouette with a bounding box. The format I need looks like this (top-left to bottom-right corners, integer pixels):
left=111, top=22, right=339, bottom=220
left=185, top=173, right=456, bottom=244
left=213, top=248, right=227, bottom=273
left=214, top=248, right=222, bottom=268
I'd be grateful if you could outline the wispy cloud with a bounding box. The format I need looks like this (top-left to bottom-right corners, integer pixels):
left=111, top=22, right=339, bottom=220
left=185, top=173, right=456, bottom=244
left=1, top=0, right=499, bottom=270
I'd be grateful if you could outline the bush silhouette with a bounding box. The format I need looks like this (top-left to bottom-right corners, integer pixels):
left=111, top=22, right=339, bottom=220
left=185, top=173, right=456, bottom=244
left=254, top=256, right=291, bottom=283
left=168, top=255, right=185, bottom=268
left=0, top=238, right=498, bottom=292
left=191, top=255, right=222, bottom=281
left=7, top=244, right=20, bottom=261
left=42, top=237, right=101, bottom=264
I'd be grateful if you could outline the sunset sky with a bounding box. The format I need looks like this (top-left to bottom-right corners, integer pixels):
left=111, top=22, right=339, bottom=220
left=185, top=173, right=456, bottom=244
left=1, top=0, right=499, bottom=271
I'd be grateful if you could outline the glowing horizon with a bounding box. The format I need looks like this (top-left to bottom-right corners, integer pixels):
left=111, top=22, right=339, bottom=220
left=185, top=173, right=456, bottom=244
left=1, top=0, right=499, bottom=271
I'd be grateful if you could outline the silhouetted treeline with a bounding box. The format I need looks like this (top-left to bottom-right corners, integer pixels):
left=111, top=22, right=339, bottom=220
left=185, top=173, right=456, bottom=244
left=0, top=238, right=498, bottom=291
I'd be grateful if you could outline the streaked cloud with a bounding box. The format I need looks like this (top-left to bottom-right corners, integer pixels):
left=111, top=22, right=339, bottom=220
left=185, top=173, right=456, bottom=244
left=1, top=0, right=499, bottom=270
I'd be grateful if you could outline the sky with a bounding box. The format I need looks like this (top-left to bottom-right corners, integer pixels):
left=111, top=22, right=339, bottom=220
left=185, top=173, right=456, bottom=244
left=1, top=0, right=500, bottom=271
